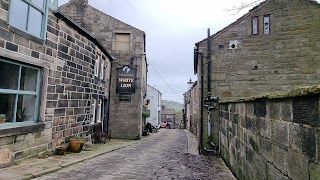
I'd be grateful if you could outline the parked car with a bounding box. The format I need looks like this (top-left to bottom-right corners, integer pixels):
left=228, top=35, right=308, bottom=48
left=160, top=123, right=167, bottom=128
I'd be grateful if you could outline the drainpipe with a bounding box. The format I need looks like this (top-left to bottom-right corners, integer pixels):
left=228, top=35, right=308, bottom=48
left=106, top=58, right=113, bottom=133
left=207, top=28, right=211, bottom=96
left=207, top=28, right=212, bottom=143
left=194, top=45, right=204, bottom=155
left=200, top=52, right=204, bottom=154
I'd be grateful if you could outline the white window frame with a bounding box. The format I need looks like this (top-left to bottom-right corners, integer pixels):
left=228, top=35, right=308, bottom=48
left=100, top=60, right=104, bottom=80
left=8, top=0, right=49, bottom=40
left=252, top=16, right=259, bottom=35
left=94, top=55, right=100, bottom=77
left=263, top=15, right=270, bottom=35
left=96, top=99, right=102, bottom=123
left=91, top=98, right=96, bottom=124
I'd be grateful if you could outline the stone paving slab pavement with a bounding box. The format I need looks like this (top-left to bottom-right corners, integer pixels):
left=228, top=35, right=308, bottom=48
left=0, top=129, right=199, bottom=180
left=0, top=130, right=229, bottom=180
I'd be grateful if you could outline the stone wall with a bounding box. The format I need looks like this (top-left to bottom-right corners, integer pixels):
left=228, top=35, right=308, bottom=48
left=219, top=86, right=320, bottom=180
left=60, top=0, right=147, bottom=139
left=46, top=13, right=111, bottom=146
left=0, top=0, right=51, bottom=160
left=189, top=82, right=200, bottom=136
left=196, top=0, right=320, bottom=101
left=0, top=0, right=111, bottom=160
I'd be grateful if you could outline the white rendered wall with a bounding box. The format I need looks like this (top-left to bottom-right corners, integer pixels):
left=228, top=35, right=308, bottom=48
left=146, top=85, right=162, bottom=127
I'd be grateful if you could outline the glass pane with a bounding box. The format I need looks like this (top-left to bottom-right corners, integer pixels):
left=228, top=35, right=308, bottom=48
left=91, top=99, right=96, bottom=124
left=16, top=95, right=35, bottom=122
left=0, top=94, right=16, bottom=123
left=94, top=59, right=99, bottom=76
left=20, top=67, right=38, bottom=92
left=10, top=0, right=28, bottom=31
left=0, top=61, right=20, bottom=90
left=28, top=7, right=43, bottom=37
left=100, top=61, right=104, bottom=79
left=31, top=0, right=44, bottom=9
left=96, top=99, right=102, bottom=123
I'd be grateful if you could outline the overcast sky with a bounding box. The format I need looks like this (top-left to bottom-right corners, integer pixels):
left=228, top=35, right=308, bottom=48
left=58, top=0, right=254, bottom=103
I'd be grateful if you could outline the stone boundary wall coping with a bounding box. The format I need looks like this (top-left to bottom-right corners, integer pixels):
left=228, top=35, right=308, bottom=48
left=220, top=85, right=320, bottom=103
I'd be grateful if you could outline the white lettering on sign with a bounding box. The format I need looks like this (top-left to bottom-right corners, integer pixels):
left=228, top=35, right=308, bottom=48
left=118, top=78, right=134, bottom=82
left=120, top=84, right=132, bottom=88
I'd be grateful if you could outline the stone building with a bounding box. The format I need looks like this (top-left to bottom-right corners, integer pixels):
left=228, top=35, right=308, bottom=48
left=146, top=85, right=162, bottom=127
left=196, top=0, right=320, bottom=101
left=193, top=0, right=320, bottom=151
left=183, top=79, right=199, bottom=134
left=183, top=90, right=191, bottom=130
left=0, top=0, right=112, bottom=162
left=161, top=109, right=175, bottom=129
left=184, top=82, right=200, bottom=142
left=60, top=0, right=147, bottom=140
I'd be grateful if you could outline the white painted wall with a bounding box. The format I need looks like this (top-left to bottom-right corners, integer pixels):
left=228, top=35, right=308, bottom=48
left=146, top=85, right=162, bottom=127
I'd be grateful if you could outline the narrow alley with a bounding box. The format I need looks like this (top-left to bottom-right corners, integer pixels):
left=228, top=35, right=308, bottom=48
left=34, top=129, right=235, bottom=180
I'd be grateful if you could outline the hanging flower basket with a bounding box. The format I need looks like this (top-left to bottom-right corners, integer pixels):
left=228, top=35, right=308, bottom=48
left=142, top=110, right=150, bottom=118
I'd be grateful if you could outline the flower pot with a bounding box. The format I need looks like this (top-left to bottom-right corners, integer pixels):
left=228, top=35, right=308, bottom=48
left=55, top=147, right=67, bottom=155
left=0, top=114, right=6, bottom=124
left=68, top=138, right=85, bottom=153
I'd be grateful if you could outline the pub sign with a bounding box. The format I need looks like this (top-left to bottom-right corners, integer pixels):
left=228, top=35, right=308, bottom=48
left=116, top=65, right=136, bottom=94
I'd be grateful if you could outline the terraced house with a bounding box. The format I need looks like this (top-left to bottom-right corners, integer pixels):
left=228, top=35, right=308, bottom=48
left=194, top=0, right=320, bottom=149
left=0, top=0, right=112, bottom=163
left=192, top=0, right=320, bottom=179
left=60, top=0, right=148, bottom=140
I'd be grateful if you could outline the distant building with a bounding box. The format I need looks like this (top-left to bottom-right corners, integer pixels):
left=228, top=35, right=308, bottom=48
left=161, top=109, right=175, bottom=129
left=183, top=81, right=199, bottom=134
left=146, top=85, right=162, bottom=127
left=60, top=0, right=148, bottom=140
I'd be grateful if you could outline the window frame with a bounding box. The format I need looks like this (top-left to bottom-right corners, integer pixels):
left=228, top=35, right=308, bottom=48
left=263, top=15, right=270, bottom=35
left=0, top=59, right=41, bottom=125
left=94, top=55, right=100, bottom=77
left=115, top=33, right=130, bottom=52
left=90, top=98, right=96, bottom=124
left=100, top=60, right=104, bottom=80
left=119, top=94, right=131, bottom=102
left=252, top=16, right=259, bottom=35
left=96, top=99, right=102, bottom=123
left=8, top=0, right=49, bottom=41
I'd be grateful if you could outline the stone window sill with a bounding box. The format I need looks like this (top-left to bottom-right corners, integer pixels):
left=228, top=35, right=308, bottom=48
left=0, top=123, right=45, bottom=138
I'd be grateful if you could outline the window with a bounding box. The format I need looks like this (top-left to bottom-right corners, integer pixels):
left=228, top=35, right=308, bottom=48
left=96, top=99, right=102, bottom=123
left=0, top=59, right=40, bottom=125
left=9, top=0, right=48, bottom=39
left=263, top=15, right=270, bottom=34
left=252, top=16, right=259, bottom=35
left=100, top=60, right=104, bottom=80
left=94, top=55, right=100, bottom=77
left=90, top=98, right=102, bottom=124
left=90, top=98, right=96, bottom=124
left=119, top=94, right=131, bottom=102
left=115, top=33, right=130, bottom=52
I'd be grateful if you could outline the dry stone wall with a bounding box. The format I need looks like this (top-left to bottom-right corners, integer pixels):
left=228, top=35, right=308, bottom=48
left=219, top=87, right=320, bottom=180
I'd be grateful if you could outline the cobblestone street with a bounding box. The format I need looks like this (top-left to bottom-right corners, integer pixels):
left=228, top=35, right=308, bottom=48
left=35, top=129, right=235, bottom=180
